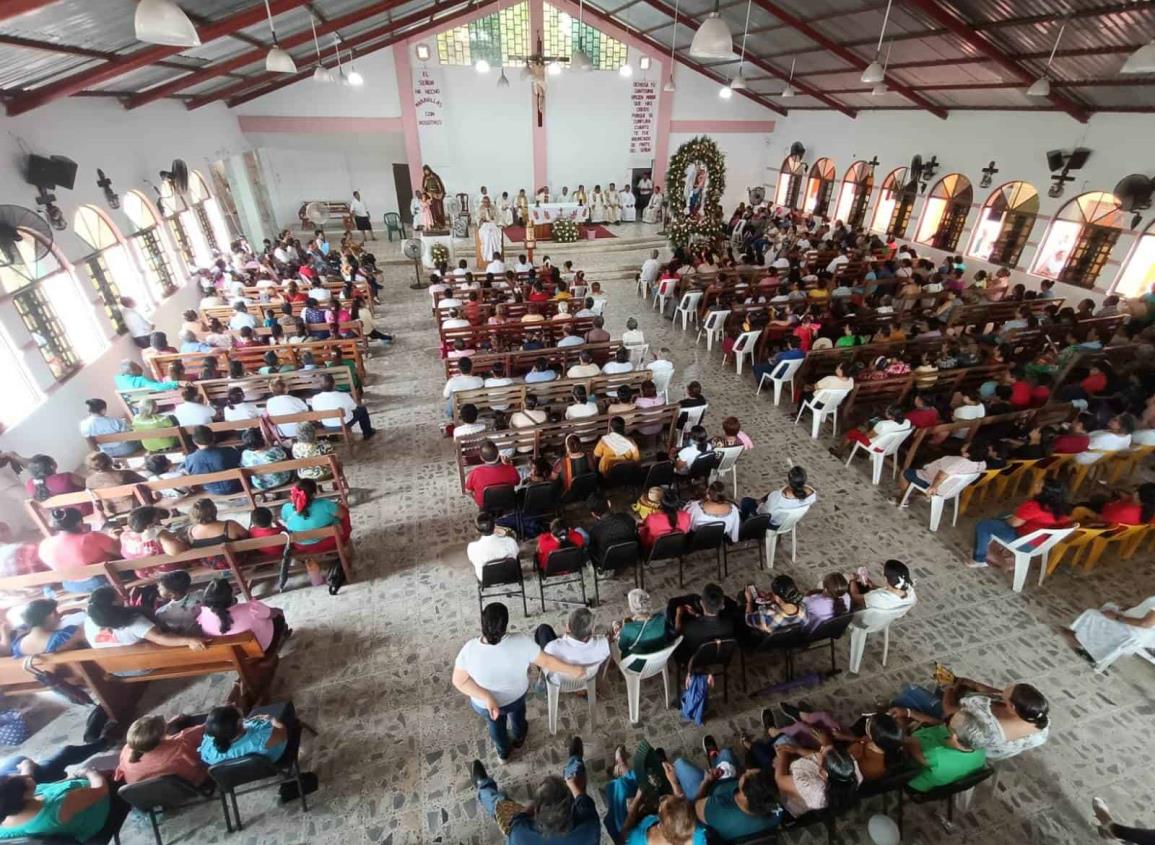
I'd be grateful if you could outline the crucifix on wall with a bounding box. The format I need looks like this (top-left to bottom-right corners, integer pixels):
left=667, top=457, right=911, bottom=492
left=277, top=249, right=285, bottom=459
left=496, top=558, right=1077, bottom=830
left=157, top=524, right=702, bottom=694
left=510, top=35, right=568, bottom=127
left=981, top=160, right=1000, bottom=188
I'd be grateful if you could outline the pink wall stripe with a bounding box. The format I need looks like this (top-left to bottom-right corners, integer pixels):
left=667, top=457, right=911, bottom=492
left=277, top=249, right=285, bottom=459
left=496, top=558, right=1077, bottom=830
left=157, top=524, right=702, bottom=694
left=237, top=115, right=404, bottom=134
left=394, top=43, right=425, bottom=200
left=669, top=120, right=777, bottom=134
left=529, top=0, right=547, bottom=189
left=653, top=59, right=674, bottom=188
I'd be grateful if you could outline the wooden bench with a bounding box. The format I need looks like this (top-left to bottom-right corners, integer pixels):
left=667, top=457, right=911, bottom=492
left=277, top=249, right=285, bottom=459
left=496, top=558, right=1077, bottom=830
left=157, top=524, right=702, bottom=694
left=440, top=316, right=597, bottom=351
left=453, top=405, right=680, bottom=493
left=26, top=454, right=348, bottom=536
left=452, top=371, right=651, bottom=417
left=0, top=633, right=274, bottom=723
left=444, top=341, right=624, bottom=378
left=117, top=366, right=359, bottom=415
left=147, top=339, right=366, bottom=381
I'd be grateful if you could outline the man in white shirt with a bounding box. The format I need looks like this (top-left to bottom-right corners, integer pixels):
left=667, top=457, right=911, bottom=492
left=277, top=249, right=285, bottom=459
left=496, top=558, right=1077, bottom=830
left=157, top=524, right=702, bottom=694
left=482, top=364, right=514, bottom=412
left=1075, top=414, right=1136, bottom=465
left=308, top=281, right=332, bottom=304
left=453, top=403, right=488, bottom=442
left=441, top=308, right=470, bottom=329
left=228, top=303, right=257, bottom=331
left=443, top=358, right=484, bottom=418
left=266, top=379, right=310, bottom=437
left=119, top=297, right=153, bottom=349
left=514, top=255, right=533, bottom=274
left=485, top=252, right=506, bottom=275
left=897, top=441, right=986, bottom=502
left=452, top=603, right=583, bottom=760
left=309, top=373, right=376, bottom=438
left=557, top=325, right=584, bottom=348
left=566, top=352, right=601, bottom=379
left=639, top=250, right=662, bottom=289
left=172, top=387, right=217, bottom=427
left=621, top=318, right=645, bottom=347
left=602, top=348, right=634, bottom=375
left=438, top=295, right=463, bottom=312
left=350, top=191, right=374, bottom=242
left=534, top=607, right=610, bottom=667
left=466, top=512, right=520, bottom=581
left=453, top=259, right=470, bottom=279
left=646, top=348, right=675, bottom=394
left=826, top=250, right=850, bottom=274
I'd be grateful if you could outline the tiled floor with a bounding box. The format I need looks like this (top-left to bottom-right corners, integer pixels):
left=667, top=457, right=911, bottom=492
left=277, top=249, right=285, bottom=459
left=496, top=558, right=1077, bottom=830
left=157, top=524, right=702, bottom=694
left=16, top=224, right=1155, bottom=844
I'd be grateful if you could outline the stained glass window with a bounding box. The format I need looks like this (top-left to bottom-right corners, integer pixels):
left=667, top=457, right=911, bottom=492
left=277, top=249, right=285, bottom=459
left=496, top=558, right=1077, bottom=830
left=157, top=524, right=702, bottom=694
left=436, top=1, right=530, bottom=67
left=915, top=173, right=973, bottom=251
left=969, top=181, right=1039, bottom=269
left=544, top=3, right=627, bottom=70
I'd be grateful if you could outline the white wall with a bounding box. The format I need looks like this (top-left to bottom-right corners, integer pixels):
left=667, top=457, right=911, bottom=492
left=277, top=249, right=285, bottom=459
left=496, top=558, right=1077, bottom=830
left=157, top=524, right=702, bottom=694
left=766, top=110, right=1155, bottom=302
left=232, top=50, right=402, bottom=118
left=0, top=98, right=249, bottom=531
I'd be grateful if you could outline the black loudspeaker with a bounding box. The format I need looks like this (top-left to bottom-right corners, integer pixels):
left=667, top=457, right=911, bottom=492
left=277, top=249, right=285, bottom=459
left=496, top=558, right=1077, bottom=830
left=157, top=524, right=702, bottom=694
left=1046, top=150, right=1065, bottom=172
left=26, top=154, right=78, bottom=190
left=1066, top=147, right=1091, bottom=170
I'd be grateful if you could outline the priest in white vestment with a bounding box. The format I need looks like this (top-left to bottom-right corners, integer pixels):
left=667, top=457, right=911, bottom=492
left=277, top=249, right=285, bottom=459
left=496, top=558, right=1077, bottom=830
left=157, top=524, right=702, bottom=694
left=605, top=183, right=622, bottom=224
left=477, top=196, right=496, bottom=224
left=642, top=186, right=664, bottom=224
left=590, top=186, right=607, bottom=223
left=475, top=187, right=491, bottom=221
left=620, top=185, right=637, bottom=222
left=479, top=219, right=503, bottom=263
left=497, top=192, right=514, bottom=227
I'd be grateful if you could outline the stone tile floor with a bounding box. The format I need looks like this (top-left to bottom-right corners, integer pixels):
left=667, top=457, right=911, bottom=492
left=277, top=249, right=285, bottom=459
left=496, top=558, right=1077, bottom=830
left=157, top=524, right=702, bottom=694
left=15, top=226, right=1155, bottom=844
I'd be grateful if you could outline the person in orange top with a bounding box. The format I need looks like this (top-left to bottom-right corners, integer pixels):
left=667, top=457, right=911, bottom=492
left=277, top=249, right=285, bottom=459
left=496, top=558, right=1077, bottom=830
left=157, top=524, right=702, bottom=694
left=116, top=714, right=210, bottom=787
left=535, top=519, right=586, bottom=571
left=638, top=489, right=692, bottom=550
left=592, top=417, right=641, bottom=475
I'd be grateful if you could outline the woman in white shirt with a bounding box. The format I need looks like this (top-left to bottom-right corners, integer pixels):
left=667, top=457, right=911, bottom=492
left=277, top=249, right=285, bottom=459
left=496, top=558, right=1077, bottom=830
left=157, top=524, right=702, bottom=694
left=675, top=426, right=714, bottom=475
left=1075, top=414, right=1136, bottom=465
left=849, top=559, right=917, bottom=611
left=842, top=404, right=912, bottom=456
left=684, top=481, right=741, bottom=542
left=222, top=387, right=260, bottom=422
left=564, top=386, right=598, bottom=421
left=173, top=386, right=217, bottom=427
left=743, top=465, right=818, bottom=526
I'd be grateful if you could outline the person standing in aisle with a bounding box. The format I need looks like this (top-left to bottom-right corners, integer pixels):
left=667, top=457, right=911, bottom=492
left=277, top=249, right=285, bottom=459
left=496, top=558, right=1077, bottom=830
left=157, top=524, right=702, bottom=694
left=350, top=190, right=375, bottom=243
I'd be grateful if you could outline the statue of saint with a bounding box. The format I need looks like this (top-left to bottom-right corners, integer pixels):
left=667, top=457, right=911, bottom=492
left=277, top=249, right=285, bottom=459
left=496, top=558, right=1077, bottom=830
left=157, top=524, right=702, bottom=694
left=421, top=165, right=447, bottom=230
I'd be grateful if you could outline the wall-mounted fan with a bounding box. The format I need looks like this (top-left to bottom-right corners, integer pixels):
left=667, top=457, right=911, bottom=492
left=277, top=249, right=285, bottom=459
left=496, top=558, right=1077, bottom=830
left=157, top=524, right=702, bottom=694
left=159, top=158, right=190, bottom=194
left=918, top=155, right=939, bottom=193
left=748, top=186, right=766, bottom=206
left=0, top=204, right=54, bottom=269
left=905, top=154, right=923, bottom=194
left=1114, top=173, right=1154, bottom=229
left=305, top=202, right=328, bottom=227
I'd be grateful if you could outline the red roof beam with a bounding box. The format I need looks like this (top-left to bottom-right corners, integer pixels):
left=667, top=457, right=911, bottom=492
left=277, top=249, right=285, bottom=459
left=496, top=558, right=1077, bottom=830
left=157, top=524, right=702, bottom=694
left=4, top=0, right=314, bottom=117
left=126, top=0, right=415, bottom=109
left=817, top=77, right=1155, bottom=95
left=0, top=1, right=57, bottom=24
left=900, top=0, right=1091, bottom=123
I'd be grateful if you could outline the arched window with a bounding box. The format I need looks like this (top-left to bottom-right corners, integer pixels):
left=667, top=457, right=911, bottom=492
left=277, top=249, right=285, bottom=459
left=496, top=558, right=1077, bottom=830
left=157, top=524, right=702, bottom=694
left=1033, top=191, right=1123, bottom=289
left=189, top=170, right=232, bottom=254
left=73, top=206, right=153, bottom=335
left=1115, top=218, right=1155, bottom=297
left=124, top=190, right=180, bottom=296
left=159, top=181, right=213, bottom=268
left=0, top=325, right=39, bottom=428
left=774, top=155, right=807, bottom=209
left=804, top=158, right=837, bottom=217
left=0, top=230, right=106, bottom=380
left=833, top=161, right=875, bottom=228
left=871, top=167, right=917, bottom=238
left=915, top=173, right=973, bottom=251
left=968, top=181, right=1039, bottom=269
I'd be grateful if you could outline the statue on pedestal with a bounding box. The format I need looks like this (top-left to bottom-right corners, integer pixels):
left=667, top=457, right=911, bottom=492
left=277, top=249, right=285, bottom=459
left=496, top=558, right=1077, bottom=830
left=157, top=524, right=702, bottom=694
left=421, top=165, right=447, bottom=230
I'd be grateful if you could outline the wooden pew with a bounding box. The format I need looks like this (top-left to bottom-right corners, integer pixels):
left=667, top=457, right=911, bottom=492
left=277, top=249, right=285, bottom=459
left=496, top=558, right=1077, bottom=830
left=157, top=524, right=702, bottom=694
left=452, top=405, right=680, bottom=493
left=440, top=316, right=597, bottom=351
left=0, top=633, right=274, bottom=723
left=451, top=371, right=651, bottom=417
left=117, top=366, right=359, bottom=415
left=444, top=341, right=624, bottom=378
left=147, top=338, right=366, bottom=381
left=25, top=454, right=348, bottom=536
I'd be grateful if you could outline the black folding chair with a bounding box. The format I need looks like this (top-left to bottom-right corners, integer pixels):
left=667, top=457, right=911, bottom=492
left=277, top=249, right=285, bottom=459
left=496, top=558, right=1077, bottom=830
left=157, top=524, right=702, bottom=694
left=537, top=545, right=589, bottom=610
left=723, top=513, right=772, bottom=575
left=680, top=637, right=740, bottom=702
left=856, top=761, right=922, bottom=834
left=640, top=460, right=675, bottom=491
left=478, top=556, right=528, bottom=617
left=739, top=624, right=808, bottom=689
left=781, top=806, right=837, bottom=845
left=640, top=530, right=686, bottom=590
left=603, top=460, right=645, bottom=490
left=904, top=765, right=994, bottom=834
left=562, top=472, right=600, bottom=505
left=685, top=521, right=727, bottom=583
left=10, top=788, right=133, bottom=845
left=520, top=480, right=562, bottom=532
left=796, top=612, right=854, bottom=676
left=119, top=775, right=215, bottom=845
left=679, top=452, right=721, bottom=491
left=481, top=482, right=519, bottom=526
left=592, top=540, right=639, bottom=605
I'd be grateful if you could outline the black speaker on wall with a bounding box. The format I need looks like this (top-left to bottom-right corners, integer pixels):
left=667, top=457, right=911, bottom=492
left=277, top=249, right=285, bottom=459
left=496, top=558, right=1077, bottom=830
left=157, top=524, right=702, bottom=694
left=26, top=154, right=78, bottom=190
left=1046, top=149, right=1065, bottom=172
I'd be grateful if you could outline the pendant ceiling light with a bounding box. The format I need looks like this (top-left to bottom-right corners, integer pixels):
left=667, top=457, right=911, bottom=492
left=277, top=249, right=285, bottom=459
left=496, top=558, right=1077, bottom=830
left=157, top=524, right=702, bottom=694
left=780, top=57, right=796, bottom=97
left=718, top=85, right=733, bottom=98
left=1027, top=19, right=1066, bottom=96
left=135, top=0, right=201, bottom=47
left=572, top=0, right=593, bottom=71
left=333, top=39, right=348, bottom=85
left=870, top=42, right=890, bottom=95
left=310, top=15, right=332, bottom=82
left=663, top=0, right=680, bottom=91
left=730, top=0, right=751, bottom=89
left=1121, top=38, right=1155, bottom=74
left=860, top=0, right=891, bottom=83
left=263, top=0, right=297, bottom=73
left=690, top=0, right=735, bottom=60
left=346, top=49, right=364, bottom=86
left=619, top=3, right=634, bottom=77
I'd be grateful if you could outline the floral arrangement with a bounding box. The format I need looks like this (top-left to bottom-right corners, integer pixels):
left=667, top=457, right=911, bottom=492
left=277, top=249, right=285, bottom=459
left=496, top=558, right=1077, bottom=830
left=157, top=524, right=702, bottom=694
left=666, top=135, right=727, bottom=250
left=430, top=242, right=450, bottom=266
left=553, top=217, right=579, bottom=243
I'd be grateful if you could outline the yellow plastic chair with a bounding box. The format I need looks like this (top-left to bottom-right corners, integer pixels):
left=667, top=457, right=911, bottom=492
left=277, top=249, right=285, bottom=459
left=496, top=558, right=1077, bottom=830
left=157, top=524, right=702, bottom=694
left=1046, top=523, right=1113, bottom=575
left=1102, top=444, right=1155, bottom=485
left=1082, top=523, right=1153, bottom=571
left=960, top=467, right=1008, bottom=516
left=992, top=459, right=1043, bottom=500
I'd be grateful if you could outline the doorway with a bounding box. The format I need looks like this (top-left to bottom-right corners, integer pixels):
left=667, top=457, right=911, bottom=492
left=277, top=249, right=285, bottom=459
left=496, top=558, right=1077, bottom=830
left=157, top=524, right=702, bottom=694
left=393, top=163, right=414, bottom=224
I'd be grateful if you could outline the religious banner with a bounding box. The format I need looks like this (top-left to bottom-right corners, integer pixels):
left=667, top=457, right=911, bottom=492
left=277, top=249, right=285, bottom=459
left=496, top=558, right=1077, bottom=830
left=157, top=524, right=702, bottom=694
left=630, top=79, right=657, bottom=155
left=414, top=64, right=450, bottom=164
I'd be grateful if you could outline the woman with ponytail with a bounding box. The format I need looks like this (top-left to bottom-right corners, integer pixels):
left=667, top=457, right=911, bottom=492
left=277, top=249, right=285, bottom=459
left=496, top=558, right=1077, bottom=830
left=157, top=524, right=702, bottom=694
left=117, top=714, right=209, bottom=786
left=534, top=518, right=585, bottom=571
left=773, top=745, right=861, bottom=818
left=279, top=478, right=350, bottom=553
left=37, top=508, right=119, bottom=592
left=196, top=577, right=286, bottom=653
left=199, top=704, right=296, bottom=766
left=849, top=559, right=917, bottom=612
left=684, top=481, right=741, bottom=541
left=741, top=464, right=817, bottom=524
left=674, top=425, right=714, bottom=475
left=639, top=489, right=691, bottom=550
left=23, top=455, right=89, bottom=514
left=745, top=574, right=807, bottom=633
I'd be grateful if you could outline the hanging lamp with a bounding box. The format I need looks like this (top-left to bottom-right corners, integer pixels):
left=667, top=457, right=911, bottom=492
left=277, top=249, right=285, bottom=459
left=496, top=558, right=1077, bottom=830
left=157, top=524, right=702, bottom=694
left=263, top=0, right=297, bottom=73
left=1027, top=19, right=1066, bottom=96
left=134, top=0, right=200, bottom=47
left=781, top=57, right=796, bottom=97
left=690, top=0, right=735, bottom=60
left=730, top=0, right=752, bottom=89
left=310, top=15, right=332, bottom=82
left=861, top=0, right=891, bottom=83
left=663, top=0, right=680, bottom=91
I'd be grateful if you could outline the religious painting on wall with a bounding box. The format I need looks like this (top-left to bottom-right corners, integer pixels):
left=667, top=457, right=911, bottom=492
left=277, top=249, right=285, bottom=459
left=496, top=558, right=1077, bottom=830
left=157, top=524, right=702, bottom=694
left=683, top=163, right=710, bottom=219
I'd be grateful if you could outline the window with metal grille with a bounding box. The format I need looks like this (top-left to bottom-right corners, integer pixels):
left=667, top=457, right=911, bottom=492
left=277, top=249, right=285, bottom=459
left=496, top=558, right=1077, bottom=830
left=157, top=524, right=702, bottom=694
left=80, top=254, right=127, bottom=335
left=915, top=173, right=974, bottom=249
left=168, top=216, right=195, bottom=265
left=436, top=1, right=530, bottom=66
left=804, top=158, right=836, bottom=216
left=891, top=192, right=916, bottom=239
left=194, top=204, right=219, bottom=253
left=775, top=156, right=806, bottom=209
left=131, top=228, right=177, bottom=296
left=13, top=285, right=79, bottom=380
left=871, top=167, right=908, bottom=234
left=1061, top=225, right=1120, bottom=289
left=969, top=181, right=1039, bottom=269
left=1033, top=191, right=1123, bottom=289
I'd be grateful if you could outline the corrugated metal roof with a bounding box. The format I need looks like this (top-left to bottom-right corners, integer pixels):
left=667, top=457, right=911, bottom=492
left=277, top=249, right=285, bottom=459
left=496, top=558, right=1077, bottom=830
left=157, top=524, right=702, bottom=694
left=0, top=0, right=1151, bottom=113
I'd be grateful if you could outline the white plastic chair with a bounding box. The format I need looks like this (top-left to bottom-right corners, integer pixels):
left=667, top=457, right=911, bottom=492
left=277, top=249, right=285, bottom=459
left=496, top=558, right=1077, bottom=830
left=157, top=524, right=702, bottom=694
left=611, top=636, right=682, bottom=725
left=590, top=297, right=607, bottom=316
left=674, top=291, right=703, bottom=331
left=845, top=427, right=914, bottom=485
left=991, top=525, right=1080, bottom=592
left=757, top=357, right=804, bottom=405
left=653, top=278, right=676, bottom=313
left=545, top=656, right=607, bottom=735
left=626, top=343, right=649, bottom=367
left=764, top=503, right=812, bottom=568
left=848, top=604, right=914, bottom=674
left=709, top=445, right=744, bottom=494
left=696, top=310, right=729, bottom=352
left=647, top=365, right=674, bottom=403
left=794, top=388, right=851, bottom=439
left=678, top=403, right=708, bottom=440
left=898, top=471, right=982, bottom=532
left=727, top=330, right=762, bottom=375
left=636, top=273, right=648, bottom=298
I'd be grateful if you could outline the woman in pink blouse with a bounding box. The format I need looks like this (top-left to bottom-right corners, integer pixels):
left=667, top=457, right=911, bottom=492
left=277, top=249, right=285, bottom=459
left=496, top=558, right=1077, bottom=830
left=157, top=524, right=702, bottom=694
left=196, top=578, right=288, bottom=653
